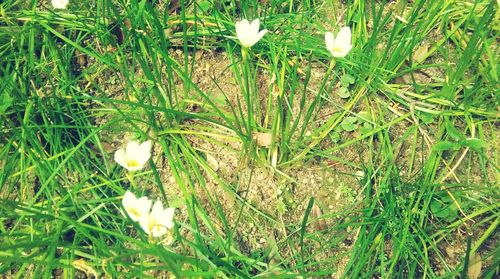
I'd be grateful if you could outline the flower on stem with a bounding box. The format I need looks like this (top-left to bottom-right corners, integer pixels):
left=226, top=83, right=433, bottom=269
left=325, top=27, right=353, bottom=58
left=114, top=140, right=152, bottom=171
left=122, top=191, right=152, bottom=222
left=52, top=0, right=69, bottom=9
left=139, top=201, right=175, bottom=238
left=235, top=19, right=268, bottom=48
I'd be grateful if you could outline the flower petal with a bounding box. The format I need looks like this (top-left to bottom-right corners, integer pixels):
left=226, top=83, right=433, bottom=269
left=139, top=215, right=151, bottom=235
left=325, top=32, right=335, bottom=52
left=236, top=18, right=266, bottom=48
left=239, top=19, right=250, bottom=29
left=341, top=45, right=353, bottom=57
left=255, top=29, right=268, bottom=44
left=150, top=200, right=164, bottom=216
left=160, top=207, right=175, bottom=229
left=52, top=0, right=69, bottom=9
left=151, top=224, right=167, bottom=238
left=250, top=18, right=260, bottom=36
left=336, top=27, right=352, bottom=47
left=140, top=201, right=169, bottom=237
left=325, top=27, right=353, bottom=58
left=122, top=190, right=137, bottom=208
left=136, top=196, right=152, bottom=215
left=125, top=141, right=141, bottom=156
left=137, top=140, right=152, bottom=163
left=235, top=19, right=250, bottom=42
left=140, top=140, right=152, bottom=153
left=114, top=149, right=128, bottom=168
left=122, top=191, right=152, bottom=222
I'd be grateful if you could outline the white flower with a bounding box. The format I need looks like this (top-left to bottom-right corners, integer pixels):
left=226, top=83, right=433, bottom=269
left=325, top=27, right=353, bottom=58
left=114, top=140, right=152, bottom=171
left=139, top=201, right=175, bottom=238
left=122, top=191, right=152, bottom=222
left=51, top=0, right=69, bottom=9
left=235, top=19, right=268, bottom=48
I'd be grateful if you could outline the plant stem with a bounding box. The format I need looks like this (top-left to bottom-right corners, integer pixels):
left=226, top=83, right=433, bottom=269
left=242, top=46, right=253, bottom=136
left=126, top=171, right=138, bottom=189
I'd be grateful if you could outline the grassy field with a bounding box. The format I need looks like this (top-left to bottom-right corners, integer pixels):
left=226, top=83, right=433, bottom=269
left=1, top=0, right=499, bottom=278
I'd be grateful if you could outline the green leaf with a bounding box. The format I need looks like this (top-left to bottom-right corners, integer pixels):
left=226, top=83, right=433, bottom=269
left=420, top=113, right=435, bottom=124
left=430, top=200, right=450, bottom=218
left=429, top=200, right=441, bottom=212
left=197, top=0, right=212, bottom=12
left=433, top=141, right=461, bottom=151
left=345, top=116, right=357, bottom=123
left=356, top=111, right=371, bottom=122
left=340, top=74, right=355, bottom=87
left=445, top=121, right=465, bottom=141
left=168, top=196, right=184, bottom=209
left=277, top=199, right=287, bottom=214
left=444, top=209, right=459, bottom=222
left=461, top=138, right=487, bottom=150
left=360, top=122, right=373, bottom=134
left=338, top=87, right=351, bottom=98
left=440, top=194, right=452, bottom=203
left=341, top=119, right=357, bottom=132
left=330, top=131, right=341, bottom=142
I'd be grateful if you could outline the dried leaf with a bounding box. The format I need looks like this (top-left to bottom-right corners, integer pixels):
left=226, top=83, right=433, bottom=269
left=311, top=204, right=327, bottom=231
left=72, top=259, right=98, bottom=278
left=467, top=253, right=482, bottom=279
left=106, top=45, right=117, bottom=53
left=74, top=49, right=87, bottom=68
left=101, top=142, right=114, bottom=153
left=252, top=132, right=273, bottom=148
left=164, top=28, right=173, bottom=37
left=394, top=15, right=408, bottom=24
left=89, top=142, right=113, bottom=156
left=206, top=153, right=219, bottom=171
left=123, top=19, right=132, bottom=30
left=412, top=43, right=429, bottom=63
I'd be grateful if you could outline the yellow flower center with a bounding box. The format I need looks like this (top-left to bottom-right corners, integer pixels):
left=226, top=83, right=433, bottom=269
left=148, top=219, right=164, bottom=235
left=129, top=208, right=140, bottom=218
left=332, top=46, right=343, bottom=53
left=127, top=160, right=140, bottom=168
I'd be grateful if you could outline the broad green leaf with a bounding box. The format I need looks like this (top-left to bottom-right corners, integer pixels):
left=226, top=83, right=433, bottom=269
left=360, top=122, right=373, bottom=134
left=345, top=116, right=357, bottom=123
left=433, top=141, right=461, bottom=151
left=356, top=111, right=371, bottom=122
left=420, top=113, right=435, bottom=124
left=338, top=87, right=351, bottom=98
left=330, top=131, right=341, bottom=142
left=445, top=121, right=465, bottom=141
left=197, top=0, right=212, bottom=12
left=340, top=74, right=355, bottom=87
left=430, top=200, right=451, bottom=219
left=462, top=138, right=487, bottom=150
left=341, top=119, right=357, bottom=132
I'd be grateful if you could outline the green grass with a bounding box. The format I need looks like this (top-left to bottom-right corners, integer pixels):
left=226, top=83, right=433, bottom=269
left=1, top=0, right=499, bottom=278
